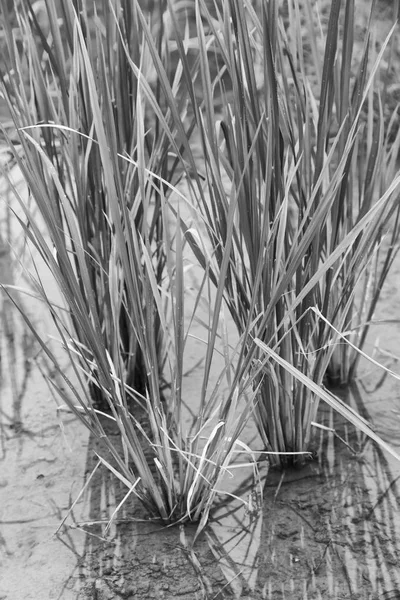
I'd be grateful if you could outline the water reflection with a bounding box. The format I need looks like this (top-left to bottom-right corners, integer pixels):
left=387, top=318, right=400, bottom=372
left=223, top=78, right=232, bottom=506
left=339, top=382, right=400, bottom=598
left=207, top=462, right=267, bottom=597
left=0, top=236, right=36, bottom=442
left=253, top=381, right=400, bottom=599
left=0, top=168, right=39, bottom=440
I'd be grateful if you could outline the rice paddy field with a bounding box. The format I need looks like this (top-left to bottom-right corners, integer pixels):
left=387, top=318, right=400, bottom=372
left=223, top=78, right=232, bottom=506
left=1, top=0, right=400, bottom=599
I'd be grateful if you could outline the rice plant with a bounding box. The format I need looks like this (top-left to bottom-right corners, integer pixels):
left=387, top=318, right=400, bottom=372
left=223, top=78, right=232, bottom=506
left=1, top=0, right=173, bottom=406
left=283, top=0, right=400, bottom=387
left=0, top=0, right=263, bottom=530
left=158, top=0, right=400, bottom=466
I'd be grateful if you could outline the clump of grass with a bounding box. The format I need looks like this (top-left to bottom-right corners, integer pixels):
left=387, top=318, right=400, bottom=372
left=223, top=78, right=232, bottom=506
left=283, top=0, right=400, bottom=386
left=2, top=0, right=400, bottom=537
left=0, top=0, right=262, bottom=531
left=160, top=0, right=400, bottom=466
left=1, top=0, right=172, bottom=406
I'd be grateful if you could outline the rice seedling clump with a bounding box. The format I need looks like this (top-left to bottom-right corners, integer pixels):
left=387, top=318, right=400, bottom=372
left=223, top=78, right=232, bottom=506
left=1, top=0, right=400, bottom=536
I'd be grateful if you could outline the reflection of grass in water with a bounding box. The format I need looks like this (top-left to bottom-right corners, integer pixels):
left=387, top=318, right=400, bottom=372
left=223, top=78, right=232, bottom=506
left=0, top=240, right=35, bottom=431
left=339, top=382, right=400, bottom=597
left=0, top=244, right=19, bottom=425
left=254, top=386, right=400, bottom=598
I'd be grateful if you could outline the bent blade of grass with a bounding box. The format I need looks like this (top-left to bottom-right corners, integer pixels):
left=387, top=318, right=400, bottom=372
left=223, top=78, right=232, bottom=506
left=18, top=130, right=104, bottom=329
left=284, top=173, right=400, bottom=325
left=254, top=338, right=400, bottom=463
left=0, top=276, right=103, bottom=430
left=104, top=476, right=142, bottom=535
left=55, top=459, right=102, bottom=534
left=311, top=307, right=400, bottom=383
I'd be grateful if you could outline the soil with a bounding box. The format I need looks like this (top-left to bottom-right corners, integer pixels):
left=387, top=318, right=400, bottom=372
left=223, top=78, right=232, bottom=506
left=2, top=2, right=400, bottom=600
